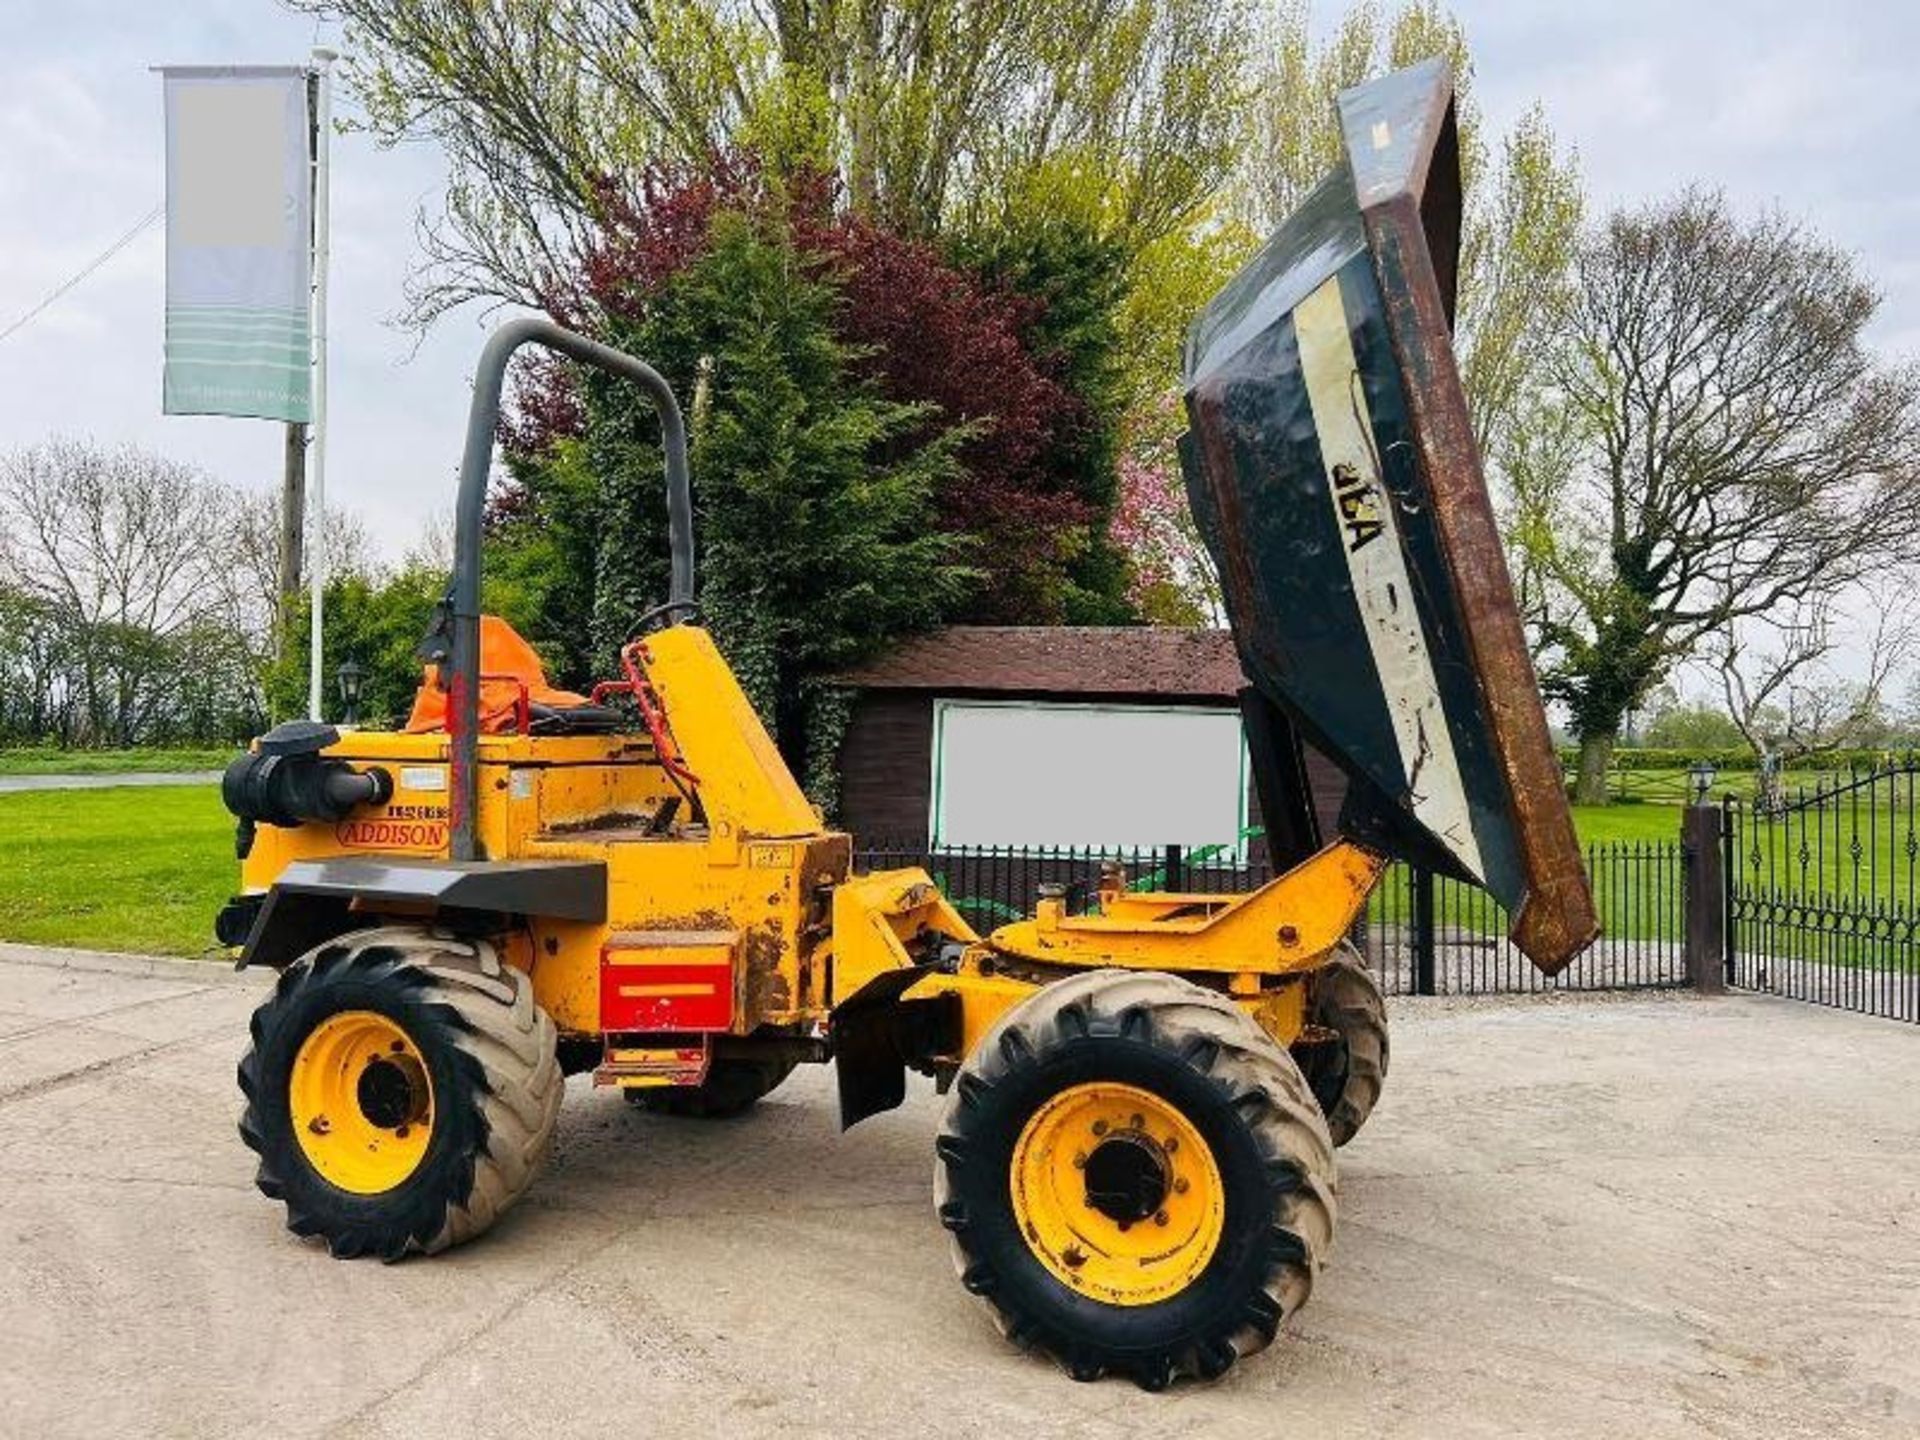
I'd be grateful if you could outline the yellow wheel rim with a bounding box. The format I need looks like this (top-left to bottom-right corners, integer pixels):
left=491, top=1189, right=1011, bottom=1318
left=289, top=1010, right=434, bottom=1195
left=1010, top=1081, right=1224, bottom=1307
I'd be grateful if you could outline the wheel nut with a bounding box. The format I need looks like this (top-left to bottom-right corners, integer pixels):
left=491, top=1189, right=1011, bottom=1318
left=1174, top=1177, right=1190, bottom=1194
left=1129, top=1113, right=1144, bottom=1129
left=1164, top=1137, right=1179, bottom=1153
left=308, top=1116, right=330, bottom=1135
left=1073, top=1151, right=1088, bottom=1169
left=1154, top=1210, right=1169, bottom=1227
left=1091, top=1119, right=1108, bottom=1136
left=395, top=1126, right=410, bottom=1139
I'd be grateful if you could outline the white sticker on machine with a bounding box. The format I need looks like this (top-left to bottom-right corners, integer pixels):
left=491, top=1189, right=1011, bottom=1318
left=399, top=766, right=448, bottom=792
left=1294, top=274, right=1485, bottom=883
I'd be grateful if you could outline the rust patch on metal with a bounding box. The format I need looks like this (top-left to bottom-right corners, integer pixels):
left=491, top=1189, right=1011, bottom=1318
left=743, top=920, right=790, bottom=1020
left=1359, top=193, right=1598, bottom=971
left=635, top=907, right=732, bottom=933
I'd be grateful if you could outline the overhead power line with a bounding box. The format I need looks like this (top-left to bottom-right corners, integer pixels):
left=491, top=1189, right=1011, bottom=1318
left=0, top=203, right=165, bottom=346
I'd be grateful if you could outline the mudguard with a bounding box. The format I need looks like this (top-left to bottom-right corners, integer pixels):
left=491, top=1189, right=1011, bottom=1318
left=230, top=857, right=606, bottom=970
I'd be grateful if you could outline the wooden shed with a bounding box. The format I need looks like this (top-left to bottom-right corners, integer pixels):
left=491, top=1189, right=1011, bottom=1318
left=832, top=626, right=1344, bottom=857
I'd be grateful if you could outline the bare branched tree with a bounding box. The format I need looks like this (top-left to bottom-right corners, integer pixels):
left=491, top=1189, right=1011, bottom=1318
left=1510, top=190, right=1920, bottom=803
left=227, top=489, right=373, bottom=641
left=0, top=440, right=259, bottom=744
left=1711, top=587, right=1918, bottom=806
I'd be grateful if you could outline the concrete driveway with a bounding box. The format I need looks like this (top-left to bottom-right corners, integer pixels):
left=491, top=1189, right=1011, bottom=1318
left=1, top=944, right=1915, bottom=1439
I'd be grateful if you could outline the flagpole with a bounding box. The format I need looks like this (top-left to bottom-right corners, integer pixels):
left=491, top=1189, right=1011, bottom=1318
left=306, top=46, right=336, bottom=720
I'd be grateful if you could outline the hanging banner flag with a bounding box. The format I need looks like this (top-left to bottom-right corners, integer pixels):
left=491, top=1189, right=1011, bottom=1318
left=160, top=66, right=312, bottom=422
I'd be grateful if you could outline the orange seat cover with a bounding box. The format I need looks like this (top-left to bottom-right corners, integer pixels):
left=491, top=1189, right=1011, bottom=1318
left=405, top=615, right=593, bottom=734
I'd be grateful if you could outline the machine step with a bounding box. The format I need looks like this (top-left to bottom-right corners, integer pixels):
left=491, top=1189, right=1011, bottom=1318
left=593, top=1043, right=711, bottom=1089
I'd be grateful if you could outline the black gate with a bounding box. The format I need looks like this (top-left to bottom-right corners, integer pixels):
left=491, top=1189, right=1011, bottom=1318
left=1724, top=764, right=1920, bottom=1023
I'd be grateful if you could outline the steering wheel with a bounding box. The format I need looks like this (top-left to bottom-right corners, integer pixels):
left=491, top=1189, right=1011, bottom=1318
left=628, top=597, right=703, bottom=638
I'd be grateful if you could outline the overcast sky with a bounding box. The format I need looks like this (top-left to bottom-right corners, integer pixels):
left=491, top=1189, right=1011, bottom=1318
left=2, top=0, right=1916, bottom=584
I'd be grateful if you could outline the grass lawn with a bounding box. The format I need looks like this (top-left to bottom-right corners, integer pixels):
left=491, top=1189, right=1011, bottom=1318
left=0, top=784, right=1695, bottom=957
left=1571, top=802, right=1683, bottom=844
left=0, top=745, right=233, bottom=776
left=1353, top=804, right=1687, bottom=942
left=0, top=785, right=234, bottom=956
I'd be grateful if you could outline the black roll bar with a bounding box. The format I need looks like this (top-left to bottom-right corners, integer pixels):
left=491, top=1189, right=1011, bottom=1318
left=447, top=319, right=694, bottom=860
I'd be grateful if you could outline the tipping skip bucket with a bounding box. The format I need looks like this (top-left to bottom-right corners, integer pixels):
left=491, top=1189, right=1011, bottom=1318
left=1180, top=59, right=1598, bottom=973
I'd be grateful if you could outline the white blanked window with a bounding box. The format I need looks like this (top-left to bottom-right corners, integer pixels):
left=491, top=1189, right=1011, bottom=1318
left=929, top=700, right=1248, bottom=855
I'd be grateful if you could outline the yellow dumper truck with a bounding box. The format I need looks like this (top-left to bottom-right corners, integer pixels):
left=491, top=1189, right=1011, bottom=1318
left=214, top=60, right=1596, bottom=1388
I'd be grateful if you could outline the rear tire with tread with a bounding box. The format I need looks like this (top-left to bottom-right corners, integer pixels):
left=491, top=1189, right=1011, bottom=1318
left=1294, top=944, right=1389, bottom=1147
left=935, top=968, right=1337, bottom=1389
left=238, top=926, right=563, bottom=1260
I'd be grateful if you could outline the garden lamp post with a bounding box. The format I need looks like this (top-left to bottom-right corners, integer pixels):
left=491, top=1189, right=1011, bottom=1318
left=335, top=657, right=366, bottom=727
left=1688, top=758, right=1718, bottom=803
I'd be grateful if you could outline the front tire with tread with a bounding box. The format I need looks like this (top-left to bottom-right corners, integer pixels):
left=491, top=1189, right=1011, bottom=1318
left=238, top=926, right=562, bottom=1261
left=935, top=968, right=1337, bottom=1389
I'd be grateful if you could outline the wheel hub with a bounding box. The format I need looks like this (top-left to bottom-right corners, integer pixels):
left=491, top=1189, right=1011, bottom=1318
left=356, top=1052, right=429, bottom=1130
left=1082, top=1131, right=1170, bottom=1225
left=290, top=1010, right=434, bottom=1195
left=1010, top=1081, right=1224, bottom=1307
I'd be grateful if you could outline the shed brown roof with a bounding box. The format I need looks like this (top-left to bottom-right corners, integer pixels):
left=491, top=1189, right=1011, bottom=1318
left=835, top=626, right=1246, bottom=701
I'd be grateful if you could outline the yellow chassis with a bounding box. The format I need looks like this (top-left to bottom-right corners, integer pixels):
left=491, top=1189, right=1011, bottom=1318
left=231, top=624, right=1385, bottom=1110
left=830, top=839, right=1385, bottom=1067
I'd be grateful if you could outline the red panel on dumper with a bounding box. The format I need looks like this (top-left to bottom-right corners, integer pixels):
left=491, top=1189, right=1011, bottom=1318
left=600, top=932, right=738, bottom=1032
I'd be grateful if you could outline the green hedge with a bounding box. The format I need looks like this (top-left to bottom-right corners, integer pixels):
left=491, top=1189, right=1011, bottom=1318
left=1560, top=746, right=1920, bottom=774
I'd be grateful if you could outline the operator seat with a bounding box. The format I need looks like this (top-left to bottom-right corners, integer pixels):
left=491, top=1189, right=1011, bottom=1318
left=405, top=615, right=623, bottom=736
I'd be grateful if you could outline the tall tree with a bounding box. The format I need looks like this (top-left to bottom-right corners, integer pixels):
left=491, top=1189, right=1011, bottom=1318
left=524, top=209, right=973, bottom=786
left=1710, top=586, right=1916, bottom=805
left=1510, top=192, right=1920, bottom=803
left=949, top=207, right=1138, bottom=622
left=299, top=0, right=1256, bottom=321
left=0, top=440, right=262, bottom=745
left=501, top=160, right=1116, bottom=625
left=1234, top=1, right=1583, bottom=460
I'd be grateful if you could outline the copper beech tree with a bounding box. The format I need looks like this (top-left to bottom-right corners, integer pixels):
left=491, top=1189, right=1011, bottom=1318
left=1508, top=191, right=1920, bottom=804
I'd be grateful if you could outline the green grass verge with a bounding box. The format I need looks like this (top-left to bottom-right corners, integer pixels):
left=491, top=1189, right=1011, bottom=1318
left=0, top=785, right=233, bottom=956
left=0, top=786, right=1692, bottom=957
left=0, top=745, right=233, bottom=776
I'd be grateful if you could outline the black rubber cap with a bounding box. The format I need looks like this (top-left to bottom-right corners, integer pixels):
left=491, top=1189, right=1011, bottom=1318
left=255, top=720, right=341, bottom=757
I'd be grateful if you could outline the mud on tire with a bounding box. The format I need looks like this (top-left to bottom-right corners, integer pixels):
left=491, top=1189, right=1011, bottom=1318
left=934, top=968, right=1337, bottom=1389
left=237, top=926, right=563, bottom=1260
